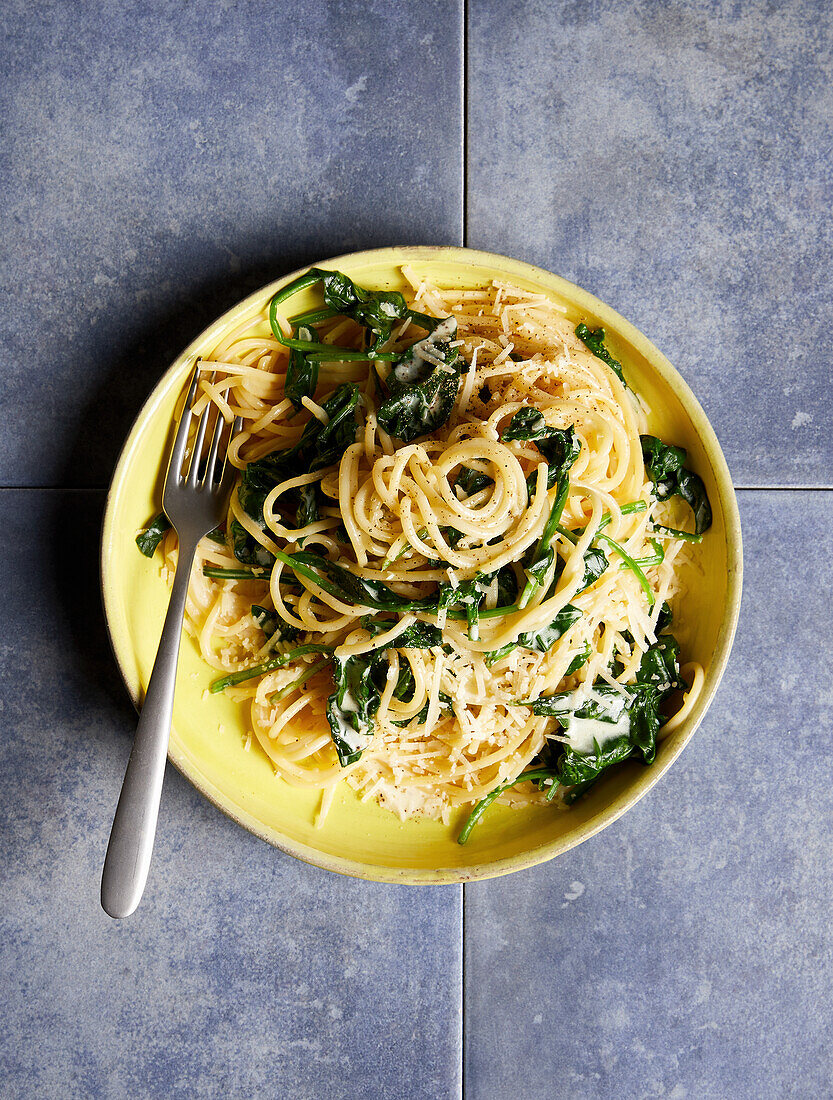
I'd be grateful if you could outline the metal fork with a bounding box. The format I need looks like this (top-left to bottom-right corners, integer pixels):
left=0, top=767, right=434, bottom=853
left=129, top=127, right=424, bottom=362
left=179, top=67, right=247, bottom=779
left=101, top=366, right=241, bottom=919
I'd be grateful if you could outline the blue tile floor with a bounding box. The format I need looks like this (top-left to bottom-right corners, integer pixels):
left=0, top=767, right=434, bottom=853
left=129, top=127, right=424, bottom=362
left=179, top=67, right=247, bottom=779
left=0, top=0, right=463, bottom=489
left=464, top=491, right=833, bottom=1100
left=5, top=492, right=830, bottom=1098
left=0, top=491, right=462, bottom=1100
left=468, top=0, right=833, bottom=487
left=2, top=0, right=832, bottom=1095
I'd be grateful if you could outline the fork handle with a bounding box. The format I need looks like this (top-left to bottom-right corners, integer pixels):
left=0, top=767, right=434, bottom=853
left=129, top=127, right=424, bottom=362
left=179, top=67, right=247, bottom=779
left=101, top=536, right=199, bottom=918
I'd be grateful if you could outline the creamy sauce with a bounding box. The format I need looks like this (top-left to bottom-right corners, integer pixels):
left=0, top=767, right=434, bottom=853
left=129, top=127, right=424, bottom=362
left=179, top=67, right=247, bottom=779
left=557, top=685, right=633, bottom=755
left=391, top=317, right=458, bottom=384
left=331, top=687, right=373, bottom=754
left=566, top=713, right=631, bottom=754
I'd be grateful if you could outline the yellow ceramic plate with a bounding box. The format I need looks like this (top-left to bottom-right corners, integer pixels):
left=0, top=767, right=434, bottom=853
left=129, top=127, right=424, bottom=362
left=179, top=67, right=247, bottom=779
left=101, top=246, right=742, bottom=883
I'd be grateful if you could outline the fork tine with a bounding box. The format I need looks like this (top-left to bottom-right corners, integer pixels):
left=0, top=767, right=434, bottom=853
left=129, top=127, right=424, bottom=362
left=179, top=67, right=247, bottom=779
left=204, top=407, right=228, bottom=486
left=168, top=366, right=201, bottom=484
left=217, top=416, right=244, bottom=493
left=186, top=383, right=213, bottom=488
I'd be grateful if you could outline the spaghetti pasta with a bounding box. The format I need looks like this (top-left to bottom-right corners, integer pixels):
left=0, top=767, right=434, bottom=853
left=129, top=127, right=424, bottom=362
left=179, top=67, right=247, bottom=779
left=145, top=268, right=709, bottom=834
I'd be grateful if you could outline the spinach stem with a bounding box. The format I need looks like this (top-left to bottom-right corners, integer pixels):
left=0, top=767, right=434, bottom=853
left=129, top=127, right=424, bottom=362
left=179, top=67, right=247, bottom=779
left=467, top=599, right=480, bottom=642
left=380, top=528, right=429, bottom=570
left=203, top=565, right=269, bottom=580
left=268, top=659, right=330, bottom=703
left=210, top=644, right=335, bottom=694
left=561, top=500, right=647, bottom=544
left=305, top=347, right=399, bottom=362
left=269, top=293, right=398, bottom=361
left=519, top=478, right=570, bottom=608
left=271, top=271, right=321, bottom=305
left=457, top=767, right=559, bottom=844
left=289, top=307, right=338, bottom=327
left=627, top=538, right=664, bottom=568
left=406, top=309, right=439, bottom=332
left=597, top=533, right=655, bottom=606
left=652, top=523, right=703, bottom=543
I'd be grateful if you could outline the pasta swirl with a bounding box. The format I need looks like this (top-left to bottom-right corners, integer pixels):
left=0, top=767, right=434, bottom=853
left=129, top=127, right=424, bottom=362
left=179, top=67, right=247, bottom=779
left=151, top=269, right=707, bottom=830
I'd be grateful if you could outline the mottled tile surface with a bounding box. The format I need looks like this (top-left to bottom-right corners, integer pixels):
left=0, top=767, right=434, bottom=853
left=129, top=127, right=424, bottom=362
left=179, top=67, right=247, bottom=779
left=468, top=0, right=833, bottom=486
left=0, top=0, right=463, bottom=488
left=464, top=491, right=833, bottom=1100
left=4, top=2, right=832, bottom=1097
left=0, top=492, right=461, bottom=1100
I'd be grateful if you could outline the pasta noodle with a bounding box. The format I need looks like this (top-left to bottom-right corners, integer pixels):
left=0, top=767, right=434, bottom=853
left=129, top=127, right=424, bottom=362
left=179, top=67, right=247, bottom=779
left=153, top=269, right=707, bottom=831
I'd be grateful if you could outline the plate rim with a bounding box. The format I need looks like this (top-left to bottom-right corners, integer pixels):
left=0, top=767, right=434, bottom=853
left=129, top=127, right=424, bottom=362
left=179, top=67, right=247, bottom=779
left=100, top=244, right=744, bottom=884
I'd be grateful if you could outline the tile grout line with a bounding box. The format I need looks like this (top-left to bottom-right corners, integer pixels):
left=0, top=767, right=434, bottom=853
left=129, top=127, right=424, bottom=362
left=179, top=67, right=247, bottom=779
left=460, top=4, right=468, bottom=1097
left=460, top=882, right=466, bottom=1100
left=462, top=0, right=468, bottom=252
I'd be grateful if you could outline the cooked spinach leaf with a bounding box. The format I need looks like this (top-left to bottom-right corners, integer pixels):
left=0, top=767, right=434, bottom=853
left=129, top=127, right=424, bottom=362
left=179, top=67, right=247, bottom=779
left=295, top=483, right=319, bottom=535
left=501, top=407, right=550, bottom=442
left=523, top=680, right=629, bottom=721
left=136, top=513, right=224, bottom=557
left=203, top=565, right=270, bottom=580
left=516, top=631, right=684, bottom=793
left=276, top=550, right=437, bottom=614
left=230, top=383, right=360, bottom=565
left=652, top=523, right=703, bottom=544
left=284, top=325, right=319, bottom=411
left=269, top=269, right=409, bottom=362
left=502, top=411, right=581, bottom=493
left=269, top=268, right=441, bottom=362
left=486, top=603, right=582, bottom=666
left=392, top=661, right=416, bottom=701
left=376, top=317, right=463, bottom=442
left=556, top=735, right=637, bottom=787
left=564, top=642, right=592, bottom=677
left=495, top=565, right=519, bottom=608
left=575, top=323, right=626, bottom=386
left=251, top=604, right=301, bottom=645
left=455, top=464, right=494, bottom=497
left=280, top=552, right=520, bottom=626
left=136, top=512, right=171, bottom=557
left=631, top=538, right=665, bottom=568
left=209, top=643, right=335, bottom=693
left=313, top=269, right=411, bottom=341
left=361, top=616, right=443, bottom=648
left=326, top=614, right=445, bottom=765
left=231, top=464, right=279, bottom=567
left=438, top=574, right=491, bottom=640
left=443, top=525, right=465, bottom=550
left=519, top=475, right=573, bottom=608
left=268, top=659, right=330, bottom=704
left=577, top=544, right=608, bottom=590
left=640, top=435, right=712, bottom=535
left=295, top=383, right=361, bottom=472
left=504, top=419, right=581, bottom=608
left=326, top=652, right=388, bottom=766
left=230, top=521, right=274, bottom=567
left=627, top=633, right=684, bottom=760
left=520, top=604, right=582, bottom=652
left=596, top=532, right=655, bottom=606
left=655, top=601, right=674, bottom=633
left=206, top=527, right=228, bottom=546
left=561, top=500, right=647, bottom=544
